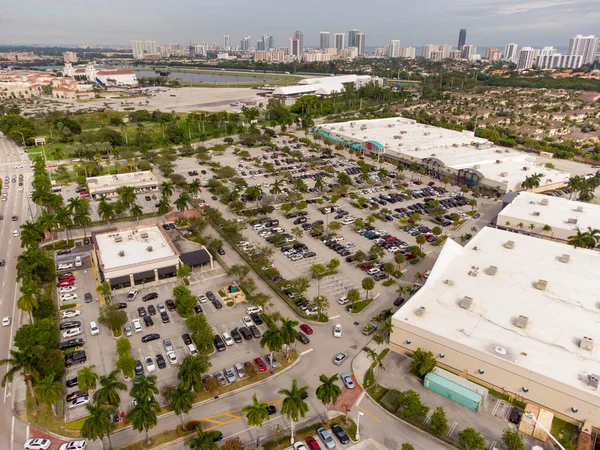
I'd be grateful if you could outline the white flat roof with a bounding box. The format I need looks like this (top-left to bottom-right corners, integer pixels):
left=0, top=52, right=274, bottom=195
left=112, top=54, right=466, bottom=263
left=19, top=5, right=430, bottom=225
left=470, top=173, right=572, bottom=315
left=499, top=191, right=600, bottom=234
left=393, top=227, right=600, bottom=395
left=87, top=171, right=158, bottom=194
left=96, top=226, right=177, bottom=271
left=320, top=118, right=570, bottom=191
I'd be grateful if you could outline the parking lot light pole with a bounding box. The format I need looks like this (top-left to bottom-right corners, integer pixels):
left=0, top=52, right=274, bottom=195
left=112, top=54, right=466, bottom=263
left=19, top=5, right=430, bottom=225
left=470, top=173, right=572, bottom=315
left=356, top=411, right=364, bottom=441
left=15, top=131, right=26, bottom=151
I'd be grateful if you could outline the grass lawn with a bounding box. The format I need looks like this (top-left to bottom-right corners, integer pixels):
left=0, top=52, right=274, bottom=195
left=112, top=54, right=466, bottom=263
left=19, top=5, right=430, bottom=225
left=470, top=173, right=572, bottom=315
left=120, top=429, right=183, bottom=450
left=551, top=417, right=576, bottom=443
left=347, top=298, right=373, bottom=314
left=26, top=390, right=80, bottom=438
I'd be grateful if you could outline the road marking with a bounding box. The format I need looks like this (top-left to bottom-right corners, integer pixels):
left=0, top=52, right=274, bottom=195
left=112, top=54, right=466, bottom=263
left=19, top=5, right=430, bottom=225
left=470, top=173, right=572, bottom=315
left=447, top=421, right=458, bottom=437
left=356, top=405, right=382, bottom=424
left=10, top=415, right=14, bottom=450
left=300, top=348, right=313, bottom=355
left=424, top=409, right=434, bottom=424
left=490, top=440, right=497, bottom=449
left=491, top=399, right=502, bottom=416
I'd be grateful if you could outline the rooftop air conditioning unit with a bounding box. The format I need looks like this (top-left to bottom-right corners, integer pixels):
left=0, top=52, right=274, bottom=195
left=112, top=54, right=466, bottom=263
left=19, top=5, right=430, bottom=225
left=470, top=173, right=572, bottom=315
left=459, top=296, right=473, bottom=309
left=534, top=279, right=548, bottom=290
left=515, top=315, right=529, bottom=329
left=484, top=266, right=498, bottom=276
left=559, top=254, right=570, bottom=263
left=505, top=149, right=510, bottom=153
left=444, top=279, right=454, bottom=286
left=141, top=232, right=149, bottom=239
left=540, top=198, right=549, bottom=206
left=496, top=160, right=502, bottom=164
left=118, top=250, right=125, bottom=257
left=504, top=240, right=515, bottom=249
left=532, top=211, right=541, bottom=216
left=415, top=307, right=426, bottom=317
left=500, top=172, right=508, bottom=177
left=575, top=206, right=584, bottom=212
left=588, top=374, right=600, bottom=389
left=496, top=149, right=503, bottom=154
left=567, top=218, right=578, bottom=224
left=580, top=336, right=594, bottom=351
left=146, top=246, right=153, bottom=252
left=114, top=235, right=122, bottom=243
left=522, top=166, right=529, bottom=171
left=473, top=165, right=480, bottom=169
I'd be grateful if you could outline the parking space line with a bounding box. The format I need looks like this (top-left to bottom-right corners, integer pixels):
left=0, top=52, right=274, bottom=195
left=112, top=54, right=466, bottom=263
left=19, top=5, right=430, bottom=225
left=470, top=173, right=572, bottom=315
left=447, top=421, right=458, bottom=437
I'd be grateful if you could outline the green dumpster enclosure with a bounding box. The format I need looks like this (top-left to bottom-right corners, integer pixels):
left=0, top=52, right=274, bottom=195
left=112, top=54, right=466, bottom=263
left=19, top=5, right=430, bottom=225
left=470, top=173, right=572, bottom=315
left=424, top=372, right=483, bottom=412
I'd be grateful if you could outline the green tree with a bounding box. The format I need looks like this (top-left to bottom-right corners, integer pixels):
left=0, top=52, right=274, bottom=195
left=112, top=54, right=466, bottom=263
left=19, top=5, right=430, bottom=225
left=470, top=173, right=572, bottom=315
left=327, top=258, right=340, bottom=272
left=165, top=382, right=196, bottom=430
left=416, top=234, right=426, bottom=250
left=185, top=425, right=221, bottom=450
left=347, top=288, right=361, bottom=306
left=128, top=397, right=160, bottom=446
left=458, top=428, right=486, bottom=450
left=401, top=444, right=415, bottom=450
left=315, top=374, right=342, bottom=419
left=116, top=185, right=136, bottom=210
left=362, top=277, right=375, bottom=300
left=285, top=277, right=310, bottom=297
left=279, top=317, right=299, bottom=357
left=178, top=355, right=211, bottom=392
left=397, top=390, right=429, bottom=421
left=35, top=373, right=62, bottom=417
left=278, top=380, right=309, bottom=444
left=502, top=428, right=524, bottom=450
left=229, top=264, right=250, bottom=282
left=242, top=393, right=270, bottom=446
left=160, top=181, right=174, bottom=199
left=77, top=365, right=99, bottom=391
left=81, top=402, right=116, bottom=449
left=429, top=406, right=448, bottom=436
left=260, top=327, right=283, bottom=366
left=116, top=337, right=131, bottom=356
left=312, top=295, right=330, bottom=316
left=130, top=203, right=144, bottom=225
left=94, top=369, right=127, bottom=406
left=410, top=348, right=437, bottom=377
left=131, top=374, right=159, bottom=401
left=173, top=285, right=197, bottom=317
left=0, top=347, right=39, bottom=406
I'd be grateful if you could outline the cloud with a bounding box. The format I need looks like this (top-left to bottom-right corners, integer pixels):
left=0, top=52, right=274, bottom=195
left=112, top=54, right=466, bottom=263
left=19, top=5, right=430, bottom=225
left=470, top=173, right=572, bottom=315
left=493, top=0, right=591, bottom=15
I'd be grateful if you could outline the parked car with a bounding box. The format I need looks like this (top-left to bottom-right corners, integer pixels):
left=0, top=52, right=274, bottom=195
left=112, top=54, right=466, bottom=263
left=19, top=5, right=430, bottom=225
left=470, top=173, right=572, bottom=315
left=141, top=333, right=160, bottom=343
left=332, top=352, right=348, bottom=366
left=68, top=395, right=90, bottom=409
left=300, top=324, right=313, bottom=335
left=24, top=439, right=52, bottom=450
left=340, top=373, right=355, bottom=389
left=142, top=292, right=158, bottom=302
left=254, top=357, right=267, bottom=372
left=297, top=331, right=310, bottom=344
left=331, top=424, right=350, bottom=444
left=317, top=428, right=336, bottom=449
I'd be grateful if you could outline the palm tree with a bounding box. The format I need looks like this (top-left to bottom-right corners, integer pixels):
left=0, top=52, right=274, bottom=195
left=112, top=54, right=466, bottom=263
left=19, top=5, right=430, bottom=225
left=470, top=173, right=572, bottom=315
left=160, top=181, right=174, bottom=200
left=260, top=327, right=284, bottom=369
left=55, top=206, right=73, bottom=239
left=246, top=185, right=263, bottom=208
left=131, top=374, right=159, bottom=401
left=128, top=396, right=160, bottom=446
left=314, top=176, right=324, bottom=192
left=242, top=393, right=270, bottom=446
left=365, top=347, right=386, bottom=391
left=279, top=318, right=299, bottom=357
left=185, top=425, right=221, bottom=450
left=0, top=347, right=39, bottom=406
left=38, top=213, right=59, bottom=246
left=315, top=374, right=342, bottom=420
left=585, top=226, right=600, bottom=246
left=542, top=224, right=553, bottom=238
left=130, top=204, right=143, bottom=226
left=174, top=193, right=191, bottom=212
left=188, top=180, right=201, bottom=197
left=81, top=402, right=116, bottom=449
left=73, top=209, right=92, bottom=238
left=94, top=369, right=127, bottom=406
left=165, top=383, right=196, bottom=430
left=77, top=365, right=99, bottom=391
left=568, top=228, right=596, bottom=249
left=157, top=198, right=171, bottom=216
left=116, top=185, right=136, bottom=210
left=67, top=197, right=84, bottom=214
left=278, top=380, right=309, bottom=444
left=20, top=220, right=45, bottom=249
left=178, top=355, right=211, bottom=392
left=18, top=279, right=40, bottom=321
left=270, top=178, right=283, bottom=196
left=35, top=374, right=62, bottom=417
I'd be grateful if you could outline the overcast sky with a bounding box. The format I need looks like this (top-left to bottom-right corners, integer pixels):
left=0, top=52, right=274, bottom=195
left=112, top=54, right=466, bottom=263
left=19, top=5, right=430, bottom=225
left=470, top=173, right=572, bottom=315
left=1, top=0, right=599, bottom=49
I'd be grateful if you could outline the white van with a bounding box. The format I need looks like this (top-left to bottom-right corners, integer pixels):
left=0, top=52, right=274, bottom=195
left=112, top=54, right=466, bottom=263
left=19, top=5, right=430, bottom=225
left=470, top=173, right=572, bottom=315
left=187, top=343, right=198, bottom=356
left=74, top=256, right=82, bottom=267
left=132, top=319, right=143, bottom=333
left=89, top=321, right=100, bottom=336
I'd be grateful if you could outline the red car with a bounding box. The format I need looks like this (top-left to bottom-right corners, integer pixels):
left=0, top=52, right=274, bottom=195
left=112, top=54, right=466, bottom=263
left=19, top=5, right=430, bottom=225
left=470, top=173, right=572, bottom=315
left=58, top=274, right=75, bottom=283
left=305, top=436, right=322, bottom=450
left=405, top=253, right=416, bottom=260
left=254, top=358, right=267, bottom=372
left=361, top=264, right=374, bottom=271
left=57, top=280, right=75, bottom=287
left=300, top=324, right=313, bottom=335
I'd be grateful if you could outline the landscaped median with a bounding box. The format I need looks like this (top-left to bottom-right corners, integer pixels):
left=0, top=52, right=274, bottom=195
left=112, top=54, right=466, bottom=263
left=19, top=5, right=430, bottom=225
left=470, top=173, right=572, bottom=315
left=116, top=350, right=300, bottom=450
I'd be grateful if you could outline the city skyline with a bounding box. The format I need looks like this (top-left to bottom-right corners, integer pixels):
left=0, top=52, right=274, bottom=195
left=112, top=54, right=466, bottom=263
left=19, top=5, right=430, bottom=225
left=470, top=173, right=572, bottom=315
left=2, top=0, right=599, bottom=47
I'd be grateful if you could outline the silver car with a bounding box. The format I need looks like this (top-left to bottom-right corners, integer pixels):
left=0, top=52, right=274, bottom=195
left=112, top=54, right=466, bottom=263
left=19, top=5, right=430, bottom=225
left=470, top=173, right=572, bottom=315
left=333, top=352, right=348, bottom=366
left=123, top=325, right=133, bottom=337
left=340, top=373, right=355, bottom=389
left=163, top=338, right=174, bottom=352
left=223, top=367, right=236, bottom=384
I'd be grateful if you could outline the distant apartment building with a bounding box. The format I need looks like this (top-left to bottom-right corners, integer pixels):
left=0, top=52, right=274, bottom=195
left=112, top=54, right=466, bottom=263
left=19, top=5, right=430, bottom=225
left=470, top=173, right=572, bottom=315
left=449, top=50, right=462, bottom=60
left=63, top=52, right=78, bottom=63
left=421, top=44, right=435, bottom=59
left=461, top=44, right=476, bottom=60
left=290, top=38, right=300, bottom=58
left=240, top=36, right=251, bottom=51
left=389, top=40, right=400, bottom=57
left=254, top=50, right=286, bottom=62
left=537, top=53, right=583, bottom=69
left=485, top=46, right=501, bottom=61
left=504, top=43, right=518, bottom=61
left=320, top=32, right=330, bottom=49
left=356, top=33, right=365, bottom=55
left=304, top=51, right=335, bottom=62
left=341, top=47, right=359, bottom=59
left=294, top=30, right=304, bottom=55
left=568, top=34, right=598, bottom=64
left=131, top=40, right=144, bottom=59
left=422, top=44, right=451, bottom=60
left=145, top=40, right=158, bottom=56
left=223, top=35, right=231, bottom=49
left=517, top=47, right=537, bottom=69
left=400, top=47, right=416, bottom=59
left=458, top=28, right=467, bottom=50
left=348, top=29, right=360, bottom=48
left=335, top=33, right=345, bottom=53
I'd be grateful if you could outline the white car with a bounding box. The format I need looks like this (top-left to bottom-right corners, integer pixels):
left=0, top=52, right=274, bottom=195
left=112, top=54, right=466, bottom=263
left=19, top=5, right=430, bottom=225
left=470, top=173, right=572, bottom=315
left=145, top=357, right=156, bottom=372
left=61, top=309, right=81, bottom=319
left=24, top=438, right=52, bottom=450
left=246, top=306, right=263, bottom=315
left=59, top=286, right=77, bottom=293
left=367, top=268, right=380, bottom=276
left=222, top=332, right=234, bottom=346
left=89, top=321, right=100, bottom=336
left=333, top=324, right=342, bottom=338
left=132, top=319, right=143, bottom=333
left=62, top=328, right=81, bottom=339
left=166, top=351, right=179, bottom=365
left=337, top=296, right=349, bottom=305
left=59, top=440, right=87, bottom=450
left=60, top=293, right=78, bottom=302
left=242, top=315, right=253, bottom=327
left=12, top=230, right=19, bottom=237
left=57, top=263, right=74, bottom=270
left=126, top=289, right=138, bottom=301
left=2, top=316, right=10, bottom=327
left=197, top=294, right=208, bottom=304
left=68, top=395, right=90, bottom=409
left=293, top=442, right=308, bottom=450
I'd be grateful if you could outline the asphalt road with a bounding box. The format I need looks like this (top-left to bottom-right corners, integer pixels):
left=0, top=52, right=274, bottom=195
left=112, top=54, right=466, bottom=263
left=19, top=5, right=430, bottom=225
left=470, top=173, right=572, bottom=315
left=0, top=134, right=38, bottom=450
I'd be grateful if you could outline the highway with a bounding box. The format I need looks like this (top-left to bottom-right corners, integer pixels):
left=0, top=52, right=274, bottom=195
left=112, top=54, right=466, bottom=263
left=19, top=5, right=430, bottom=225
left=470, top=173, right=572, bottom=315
left=0, top=133, right=37, bottom=450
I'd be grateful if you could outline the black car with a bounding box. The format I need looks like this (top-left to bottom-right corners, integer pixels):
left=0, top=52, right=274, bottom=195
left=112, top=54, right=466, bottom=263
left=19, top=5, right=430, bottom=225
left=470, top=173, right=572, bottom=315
left=147, top=305, right=156, bottom=315
left=145, top=196, right=152, bottom=201
left=508, top=407, right=523, bottom=425
left=64, top=350, right=87, bottom=367
left=84, top=292, right=93, bottom=303
left=297, top=331, right=310, bottom=344
left=212, top=299, right=223, bottom=309
left=117, top=302, right=128, bottom=309
left=331, top=424, right=350, bottom=444
left=249, top=325, right=262, bottom=339
left=142, top=292, right=158, bottom=302
left=250, top=313, right=263, bottom=325
left=143, top=316, right=154, bottom=327
left=66, top=377, right=78, bottom=388
left=134, top=360, right=144, bottom=376
left=239, top=326, right=252, bottom=340
left=214, top=334, right=226, bottom=352
left=394, top=297, right=405, bottom=307
left=193, top=304, right=203, bottom=314
left=206, top=291, right=216, bottom=301
left=300, top=391, right=308, bottom=400
left=59, top=338, right=85, bottom=351
left=57, top=248, right=72, bottom=256
left=141, top=333, right=160, bottom=343
left=217, top=248, right=225, bottom=255
left=137, top=307, right=147, bottom=317
left=0, top=259, right=5, bottom=267
left=230, top=328, right=243, bottom=343
left=266, top=405, right=277, bottom=415
left=155, top=354, right=167, bottom=369
left=212, top=431, right=223, bottom=442
left=160, top=311, right=170, bottom=323
left=66, top=390, right=87, bottom=402
left=182, top=333, right=193, bottom=345
left=60, top=321, right=81, bottom=330
left=165, top=299, right=176, bottom=311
